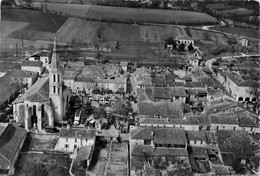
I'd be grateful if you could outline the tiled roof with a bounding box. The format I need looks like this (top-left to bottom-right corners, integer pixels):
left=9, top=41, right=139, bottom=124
left=153, top=148, right=188, bottom=157
left=15, top=76, right=49, bottom=103
left=0, top=124, right=27, bottom=169
left=139, top=117, right=187, bottom=125
left=171, top=87, right=186, bottom=97
left=60, top=128, right=96, bottom=139
left=185, top=81, right=204, bottom=88
left=210, top=115, right=239, bottom=125
left=207, top=102, right=243, bottom=114
left=191, top=147, right=208, bottom=158
left=75, top=146, right=92, bottom=161
left=22, top=60, right=42, bottom=67
left=131, top=127, right=187, bottom=145
left=0, top=75, right=19, bottom=105
left=75, top=76, right=94, bottom=83
left=9, top=69, right=37, bottom=78
left=186, top=131, right=207, bottom=141
left=186, top=115, right=211, bottom=125
left=212, top=165, right=231, bottom=175
left=153, top=87, right=171, bottom=99
left=152, top=77, right=167, bottom=86
left=216, top=130, right=253, bottom=158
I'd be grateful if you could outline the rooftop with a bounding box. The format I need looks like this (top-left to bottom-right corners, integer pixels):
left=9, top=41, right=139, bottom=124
left=0, top=123, right=27, bottom=169
left=9, top=69, right=38, bottom=78
left=21, top=60, right=42, bottom=67
left=131, top=127, right=187, bottom=145
left=60, top=128, right=96, bottom=139
left=186, top=131, right=207, bottom=141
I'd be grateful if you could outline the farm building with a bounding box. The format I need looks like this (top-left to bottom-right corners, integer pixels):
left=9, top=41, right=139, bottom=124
left=21, top=60, right=44, bottom=75
left=176, top=35, right=194, bottom=46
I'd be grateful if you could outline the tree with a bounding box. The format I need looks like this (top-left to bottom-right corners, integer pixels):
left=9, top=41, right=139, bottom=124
left=188, top=43, right=194, bottom=51
left=179, top=43, right=186, bottom=51
left=248, top=75, right=260, bottom=114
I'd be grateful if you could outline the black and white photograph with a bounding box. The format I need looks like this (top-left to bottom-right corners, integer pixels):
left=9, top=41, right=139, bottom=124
left=0, top=0, right=259, bottom=175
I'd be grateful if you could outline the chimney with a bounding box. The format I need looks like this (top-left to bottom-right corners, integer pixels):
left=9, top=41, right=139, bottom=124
left=67, top=124, right=71, bottom=129
left=151, top=130, right=154, bottom=137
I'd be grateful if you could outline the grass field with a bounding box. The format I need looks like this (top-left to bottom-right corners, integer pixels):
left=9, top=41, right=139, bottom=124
left=139, top=25, right=185, bottom=42
left=186, top=28, right=229, bottom=44
left=211, top=27, right=260, bottom=39
left=32, top=3, right=218, bottom=25
left=1, top=21, right=29, bottom=38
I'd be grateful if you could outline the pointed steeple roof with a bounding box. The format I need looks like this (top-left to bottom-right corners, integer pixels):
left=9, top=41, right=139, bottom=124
left=51, top=36, right=59, bottom=70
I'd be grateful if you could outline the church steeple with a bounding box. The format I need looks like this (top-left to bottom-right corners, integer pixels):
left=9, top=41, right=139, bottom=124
left=49, top=36, right=63, bottom=123
left=51, top=36, right=59, bottom=70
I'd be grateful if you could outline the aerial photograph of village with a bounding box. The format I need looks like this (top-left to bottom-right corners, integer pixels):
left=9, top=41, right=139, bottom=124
left=0, top=0, right=259, bottom=175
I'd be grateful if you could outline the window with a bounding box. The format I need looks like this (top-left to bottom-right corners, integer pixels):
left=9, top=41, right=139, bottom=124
left=144, top=140, right=151, bottom=145
left=66, top=138, right=68, bottom=142
left=58, top=88, right=60, bottom=94
left=53, top=74, right=56, bottom=82
left=53, top=86, right=56, bottom=93
left=194, top=140, right=196, bottom=144
left=223, top=126, right=225, bottom=129
left=58, top=74, right=60, bottom=82
left=216, top=126, right=219, bottom=130
left=233, top=127, right=236, bottom=130
left=201, top=141, right=203, bottom=144
left=65, top=144, right=69, bottom=148
left=75, top=139, right=77, bottom=143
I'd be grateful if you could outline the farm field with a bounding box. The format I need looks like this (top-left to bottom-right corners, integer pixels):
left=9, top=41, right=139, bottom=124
left=32, top=3, right=218, bottom=25
left=206, top=3, right=253, bottom=17
left=1, top=8, right=42, bottom=22
left=1, top=21, right=29, bottom=38
left=186, top=28, right=229, bottom=44
left=55, top=17, right=185, bottom=44
left=56, top=17, right=101, bottom=44
left=211, top=27, right=260, bottom=39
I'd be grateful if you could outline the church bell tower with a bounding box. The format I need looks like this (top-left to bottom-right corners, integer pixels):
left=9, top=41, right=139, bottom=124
left=49, top=36, right=63, bottom=123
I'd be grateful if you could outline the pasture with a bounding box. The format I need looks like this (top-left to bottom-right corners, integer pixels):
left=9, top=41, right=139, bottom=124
left=32, top=3, right=218, bottom=25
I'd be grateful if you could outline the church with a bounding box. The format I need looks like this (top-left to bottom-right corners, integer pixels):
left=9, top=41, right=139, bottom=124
left=13, top=37, right=71, bottom=131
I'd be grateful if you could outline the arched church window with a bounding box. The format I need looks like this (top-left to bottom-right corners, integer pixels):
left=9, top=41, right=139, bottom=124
left=53, top=74, right=56, bottom=82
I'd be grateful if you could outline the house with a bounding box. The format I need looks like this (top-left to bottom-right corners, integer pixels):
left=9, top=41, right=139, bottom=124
left=186, top=131, right=207, bottom=147
left=175, top=35, right=194, bottom=47
left=9, top=69, right=38, bottom=87
left=55, top=127, right=96, bottom=153
left=21, top=60, right=44, bottom=75
left=238, top=37, right=249, bottom=46
left=130, top=67, right=152, bottom=95
left=171, top=87, right=187, bottom=103
left=206, top=88, right=233, bottom=102
left=120, top=61, right=128, bottom=73
left=139, top=114, right=211, bottom=131
left=210, top=115, right=239, bottom=131
left=26, top=50, right=51, bottom=66
left=206, top=101, right=244, bottom=115
left=0, top=123, right=27, bottom=175
left=129, top=126, right=189, bottom=175
left=218, top=71, right=257, bottom=102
